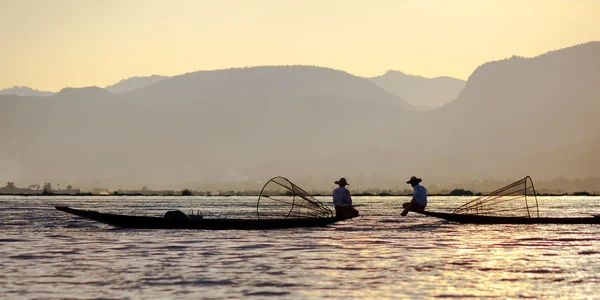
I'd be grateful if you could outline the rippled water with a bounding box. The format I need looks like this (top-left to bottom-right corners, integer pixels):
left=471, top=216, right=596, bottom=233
left=1, top=196, right=599, bottom=299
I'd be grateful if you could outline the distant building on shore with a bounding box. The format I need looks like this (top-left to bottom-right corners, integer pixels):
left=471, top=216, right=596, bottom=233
left=0, top=182, right=39, bottom=195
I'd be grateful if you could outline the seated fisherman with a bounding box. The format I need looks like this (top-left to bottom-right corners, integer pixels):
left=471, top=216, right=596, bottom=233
left=332, top=177, right=359, bottom=219
left=401, top=176, right=427, bottom=216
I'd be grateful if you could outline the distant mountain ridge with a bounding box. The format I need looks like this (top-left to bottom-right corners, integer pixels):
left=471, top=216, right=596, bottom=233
left=0, top=75, right=170, bottom=97
left=105, top=75, right=169, bottom=93
left=287, top=41, right=600, bottom=187
left=1, top=42, right=599, bottom=190
left=0, top=86, right=54, bottom=97
left=414, top=41, right=600, bottom=182
left=0, top=65, right=414, bottom=188
left=130, top=65, right=413, bottom=110
left=436, top=41, right=600, bottom=151
left=368, top=71, right=466, bottom=109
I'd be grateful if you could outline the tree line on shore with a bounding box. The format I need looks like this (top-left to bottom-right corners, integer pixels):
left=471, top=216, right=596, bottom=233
left=1, top=186, right=596, bottom=197
left=1, top=176, right=598, bottom=197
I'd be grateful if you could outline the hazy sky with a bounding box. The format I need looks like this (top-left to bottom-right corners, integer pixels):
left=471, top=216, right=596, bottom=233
left=1, top=0, right=599, bottom=91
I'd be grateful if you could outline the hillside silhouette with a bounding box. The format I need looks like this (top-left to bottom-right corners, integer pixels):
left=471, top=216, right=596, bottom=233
left=0, top=86, right=53, bottom=97
left=1, top=43, right=599, bottom=191
left=368, top=71, right=466, bottom=109
left=349, top=42, right=600, bottom=186
left=127, top=66, right=413, bottom=110
left=429, top=42, right=600, bottom=170
left=0, top=66, right=414, bottom=188
left=105, top=75, right=168, bottom=93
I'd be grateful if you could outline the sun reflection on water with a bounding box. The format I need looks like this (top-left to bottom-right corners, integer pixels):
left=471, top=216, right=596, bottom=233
left=0, top=195, right=598, bottom=298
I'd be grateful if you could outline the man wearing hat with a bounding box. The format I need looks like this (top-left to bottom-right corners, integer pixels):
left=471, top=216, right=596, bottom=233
left=332, top=177, right=359, bottom=219
left=401, top=176, right=427, bottom=216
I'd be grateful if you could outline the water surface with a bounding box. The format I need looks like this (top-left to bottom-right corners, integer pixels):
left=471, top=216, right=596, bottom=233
left=1, top=196, right=599, bottom=299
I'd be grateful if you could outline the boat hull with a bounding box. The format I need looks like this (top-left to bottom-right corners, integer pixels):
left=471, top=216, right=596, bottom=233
left=55, top=206, right=349, bottom=230
left=415, top=210, right=600, bottom=224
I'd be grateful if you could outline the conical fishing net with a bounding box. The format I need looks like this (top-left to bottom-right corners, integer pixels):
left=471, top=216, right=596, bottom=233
left=453, top=176, right=539, bottom=217
left=257, top=176, right=333, bottom=219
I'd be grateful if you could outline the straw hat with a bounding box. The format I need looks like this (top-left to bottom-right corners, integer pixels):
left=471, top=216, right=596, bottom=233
left=406, top=176, right=422, bottom=184
left=335, top=178, right=349, bottom=186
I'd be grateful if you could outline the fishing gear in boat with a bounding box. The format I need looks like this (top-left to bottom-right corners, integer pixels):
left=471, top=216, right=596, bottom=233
left=412, top=176, right=600, bottom=224
left=452, top=176, right=539, bottom=218
left=257, top=176, right=334, bottom=219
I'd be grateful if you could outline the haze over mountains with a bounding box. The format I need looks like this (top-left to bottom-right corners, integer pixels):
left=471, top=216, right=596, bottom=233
left=1, top=42, right=598, bottom=192
left=368, top=71, right=466, bottom=109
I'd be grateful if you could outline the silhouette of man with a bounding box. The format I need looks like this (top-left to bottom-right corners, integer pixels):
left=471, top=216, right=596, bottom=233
left=401, top=176, right=427, bottom=216
left=332, top=178, right=359, bottom=219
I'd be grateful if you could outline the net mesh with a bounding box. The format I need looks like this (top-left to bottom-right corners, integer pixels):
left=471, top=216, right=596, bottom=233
left=452, top=176, right=539, bottom=217
left=257, top=176, right=333, bottom=219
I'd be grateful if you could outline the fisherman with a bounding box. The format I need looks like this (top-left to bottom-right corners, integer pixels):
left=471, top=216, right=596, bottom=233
left=401, top=176, right=427, bottom=216
left=332, top=177, right=359, bottom=219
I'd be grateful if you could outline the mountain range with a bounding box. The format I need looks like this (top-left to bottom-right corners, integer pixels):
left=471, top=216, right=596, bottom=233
left=1, top=42, right=598, bottom=191
left=1, top=71, right=463, bottom=109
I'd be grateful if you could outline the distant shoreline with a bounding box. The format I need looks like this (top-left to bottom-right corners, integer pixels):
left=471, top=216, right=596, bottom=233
left=0, top=192, right=597, bottom=197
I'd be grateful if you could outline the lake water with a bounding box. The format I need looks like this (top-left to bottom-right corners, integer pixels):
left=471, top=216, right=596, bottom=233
left=1, top=196, right=599, bottom=299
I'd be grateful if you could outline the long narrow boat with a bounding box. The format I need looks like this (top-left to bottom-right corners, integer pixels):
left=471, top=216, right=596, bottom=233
left=411, top=176, right=599, bottom=224
left=55, top=206, right=350, bottom=230
left=414, top=210, right=600, bottom=224
left=55, top=176, right=357, bottom=230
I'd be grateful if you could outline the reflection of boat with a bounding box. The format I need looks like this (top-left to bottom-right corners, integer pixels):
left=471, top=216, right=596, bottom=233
left=55, top=176, right=356, bottom=230
left=55, top=206, right=350, bottom=230
left=412, top=176, right=600, bottom=225
left=414, top=210, right=600, bottom=224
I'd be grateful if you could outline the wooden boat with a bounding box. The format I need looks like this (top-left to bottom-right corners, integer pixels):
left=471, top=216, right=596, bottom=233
left=414, top=210, right=600, bottom=224
left=55, top=176, right=357, bottom=230
left=55, top=206, right=351, bottom=230
left=410, top=176, right=599, bottom=224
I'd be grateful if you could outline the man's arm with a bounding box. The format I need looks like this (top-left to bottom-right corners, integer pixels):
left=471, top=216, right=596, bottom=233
left=411, top=188, right=419, bottom=204
left=332, top=189, right=336, bottom=205
left=346, top=189, right=353, bottom=206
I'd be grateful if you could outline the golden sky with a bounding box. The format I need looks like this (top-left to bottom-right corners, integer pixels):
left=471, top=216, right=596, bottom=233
left=1, top=0, right=599, bottom=91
